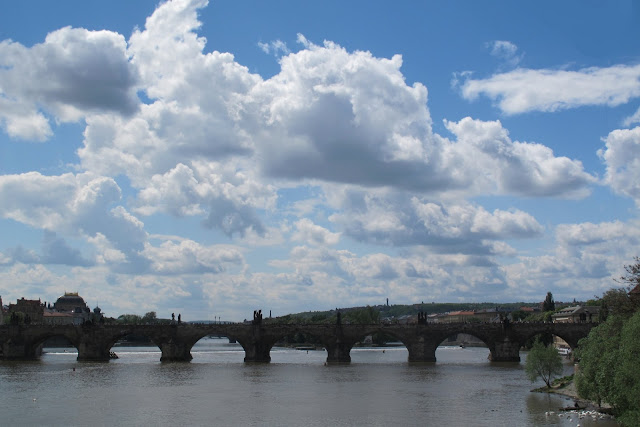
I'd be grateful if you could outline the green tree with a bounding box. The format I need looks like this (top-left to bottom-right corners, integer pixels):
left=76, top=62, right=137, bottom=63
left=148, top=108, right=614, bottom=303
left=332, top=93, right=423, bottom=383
left=599, top=287, right=636, bottom=321
left=611, top=311, right=640, bottom=425
left=117, top=314, right=142, bottom=324
left=344, top=306, right=380, bottom=324
left=575, top=314, right=624, bottom=407
left=142, top=311, right=157, bottom=324
left=525, top=339, right=563, bottom=388
left=542, top=292, right=555, bottom=312
left=575, top=310, right=640, bottom=425
left=510, top=310, right=528, bottom=322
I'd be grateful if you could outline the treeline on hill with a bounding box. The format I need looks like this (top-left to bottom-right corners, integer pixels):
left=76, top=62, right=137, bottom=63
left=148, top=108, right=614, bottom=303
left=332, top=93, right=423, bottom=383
left=269, top=302, right=532, bottom=347
left=111, top=311, right=172, bottom=344
left=271, top=301, right=530, bottom=325
left=574, top=257, right=640, bottom=426
left=111, top=311, right=172, bottom=325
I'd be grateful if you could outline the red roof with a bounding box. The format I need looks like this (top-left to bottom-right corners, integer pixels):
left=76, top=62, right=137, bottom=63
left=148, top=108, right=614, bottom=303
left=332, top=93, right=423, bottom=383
left=448, top=311, right=475, bottom=316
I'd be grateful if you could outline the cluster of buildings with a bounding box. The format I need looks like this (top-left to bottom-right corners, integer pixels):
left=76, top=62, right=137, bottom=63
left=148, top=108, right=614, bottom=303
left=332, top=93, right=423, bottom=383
left=425, top=307, right=526, bottom=323
left=409, top=304, right=607, bottom=325
left=0, top=292, right=103, bottom=326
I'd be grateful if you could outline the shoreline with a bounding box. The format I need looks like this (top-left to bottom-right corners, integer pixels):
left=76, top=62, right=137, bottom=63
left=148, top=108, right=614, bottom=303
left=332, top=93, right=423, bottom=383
left=532, top=380, right=615, bottom=416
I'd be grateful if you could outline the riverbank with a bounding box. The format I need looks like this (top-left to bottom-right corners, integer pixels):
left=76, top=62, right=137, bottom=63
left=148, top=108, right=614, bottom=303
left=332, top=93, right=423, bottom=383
left=532, top=376, right=617, bottom=422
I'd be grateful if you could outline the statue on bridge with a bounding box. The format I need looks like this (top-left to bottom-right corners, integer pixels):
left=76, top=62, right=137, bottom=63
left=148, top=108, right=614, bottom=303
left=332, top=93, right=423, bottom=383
left=336, top=310, right=341, bottom=325
left=253, top=310, right=262, bottom=325
left=417, top=311, right=427, bottom=324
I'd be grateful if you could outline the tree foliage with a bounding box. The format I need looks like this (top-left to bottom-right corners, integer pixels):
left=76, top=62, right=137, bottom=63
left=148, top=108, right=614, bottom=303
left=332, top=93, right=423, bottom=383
left=599, top=287, right=635, bottom=321
left=617, top=256, right=640, bottom=287
left=575, top=314, right=623, bottom=407
left=613, top=311, right=640, bottom=425
left=576, top=280, right=640, bottom=425
left=525, top=339, right=564, bottom=388
left=142, top=311, right=158, bottom=324
left=344, top=306, right=380, bottom=324
left=542, top=292, right=555, bottom=312
left=117, top=314, right=142, bottom=324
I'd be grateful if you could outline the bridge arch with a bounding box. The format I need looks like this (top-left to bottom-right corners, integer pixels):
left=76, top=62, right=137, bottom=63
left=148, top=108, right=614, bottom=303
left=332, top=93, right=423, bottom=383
left=102, top=327, right=163, bottom=360
left=28, top=330, right=81, bottom=360
left=515, top=322, right=593, bottom=355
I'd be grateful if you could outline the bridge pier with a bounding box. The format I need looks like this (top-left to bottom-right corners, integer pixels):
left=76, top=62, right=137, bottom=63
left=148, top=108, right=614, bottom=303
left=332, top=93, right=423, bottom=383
left=159, top=339, right=193, bottom=362
left=243, top=341, right=272, bottom=363
left=406, top=337, right=437, bottom=362
left=77, top=341, right=111, bottom=362
left=239, top=325, right=273, bottom=363
left=0, top=339, right=41, bottom=360
left=325, top=341, right=353, bottom=363
left=489, top=338, right=521, bottom=362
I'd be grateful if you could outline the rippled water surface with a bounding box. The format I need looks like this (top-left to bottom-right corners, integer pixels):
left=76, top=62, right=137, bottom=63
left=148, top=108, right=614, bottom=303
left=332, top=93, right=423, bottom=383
left=0, top=339, right=617, bottom=426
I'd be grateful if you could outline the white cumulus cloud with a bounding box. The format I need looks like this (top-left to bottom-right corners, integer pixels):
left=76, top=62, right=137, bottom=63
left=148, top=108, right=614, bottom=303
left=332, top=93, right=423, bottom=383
left=0, top=27, right=139, bottom=140
left=598, top=126, right=640, bottom=205
left=461, top=64, right=640, bottom=115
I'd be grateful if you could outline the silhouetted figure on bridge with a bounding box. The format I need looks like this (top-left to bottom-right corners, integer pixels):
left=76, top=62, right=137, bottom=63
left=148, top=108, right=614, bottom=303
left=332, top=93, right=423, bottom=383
left=336, top=311, right=341, bottom=325
left=178, top=314, right=181, bottom=324
left=417, top=311, right=427, bottom=324
left=252, top=310, right=263, bottom=325
left=172, top=313, right=175, bottom=323
left=501, top=314, right=510, bottom=328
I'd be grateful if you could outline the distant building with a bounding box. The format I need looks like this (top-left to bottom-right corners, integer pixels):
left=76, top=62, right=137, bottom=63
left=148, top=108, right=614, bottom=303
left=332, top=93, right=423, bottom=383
left=7, top=298, right=45, bottom=324
left=43, top=311, right=75, bottom=325
left=552, top=305, right=599, bottom=323
left=443, top=311, right=475, bottom=323
left=433, top=308, right=509, bottom=323
left=473, top=308, right=508, bottom=323
left=49, top=292, right=91, bottom=325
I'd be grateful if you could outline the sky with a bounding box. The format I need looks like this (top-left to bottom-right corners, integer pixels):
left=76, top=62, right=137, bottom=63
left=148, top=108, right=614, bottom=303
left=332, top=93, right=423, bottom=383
left=1, top=0, right=639, bottom=321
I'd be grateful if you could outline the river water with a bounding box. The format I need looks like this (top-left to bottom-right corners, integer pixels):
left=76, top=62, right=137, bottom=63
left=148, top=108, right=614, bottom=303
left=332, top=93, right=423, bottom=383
left=0, top=338, right=617, bottom=426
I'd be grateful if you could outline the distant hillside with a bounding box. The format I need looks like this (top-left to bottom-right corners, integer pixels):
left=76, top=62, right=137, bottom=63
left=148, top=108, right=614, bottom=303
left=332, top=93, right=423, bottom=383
left=271, top=301, right=537, bottom=324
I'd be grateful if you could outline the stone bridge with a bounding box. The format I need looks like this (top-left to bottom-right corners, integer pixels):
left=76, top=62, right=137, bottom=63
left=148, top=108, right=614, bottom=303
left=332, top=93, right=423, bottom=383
left=0, top=321, right=594, bottom=364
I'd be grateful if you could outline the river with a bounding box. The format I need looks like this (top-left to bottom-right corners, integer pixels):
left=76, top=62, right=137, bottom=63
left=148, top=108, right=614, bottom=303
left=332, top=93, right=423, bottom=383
left=0, top=338, right=617, bottom=426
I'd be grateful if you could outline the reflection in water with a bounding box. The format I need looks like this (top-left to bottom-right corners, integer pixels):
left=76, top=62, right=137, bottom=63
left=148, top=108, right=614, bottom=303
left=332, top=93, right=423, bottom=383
left=0, top=339, right=616, bottom=426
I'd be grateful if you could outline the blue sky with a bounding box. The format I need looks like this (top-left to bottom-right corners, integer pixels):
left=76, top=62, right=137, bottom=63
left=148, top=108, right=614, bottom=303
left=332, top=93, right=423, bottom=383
left=1, top=0, right=639, bottom=321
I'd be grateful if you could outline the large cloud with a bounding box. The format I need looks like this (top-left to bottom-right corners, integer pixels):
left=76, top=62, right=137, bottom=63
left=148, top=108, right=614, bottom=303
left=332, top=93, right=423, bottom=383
left=327, top=187, right=542, bottom=253
left=505, top=219, right=640, bottom=301
left=248, top=35, right=438, bottom=188
left=443, top=117, right=595, bottom=197
left=460, top=64, right=640, bottom=115
left=0, top=172, right=146, bottom=268
left=133, top=162, right=276, bottom=237
left=76, top=0, right=595, bottom=215
left=0, top=27, right=139, bottom=140
left=599, top=126, right=640, bottom=205
left=0, top=171, right=247, bottom=275
left=266, top=245, right=511, bottom=309
left=5, top=231, right=93, bottom=267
